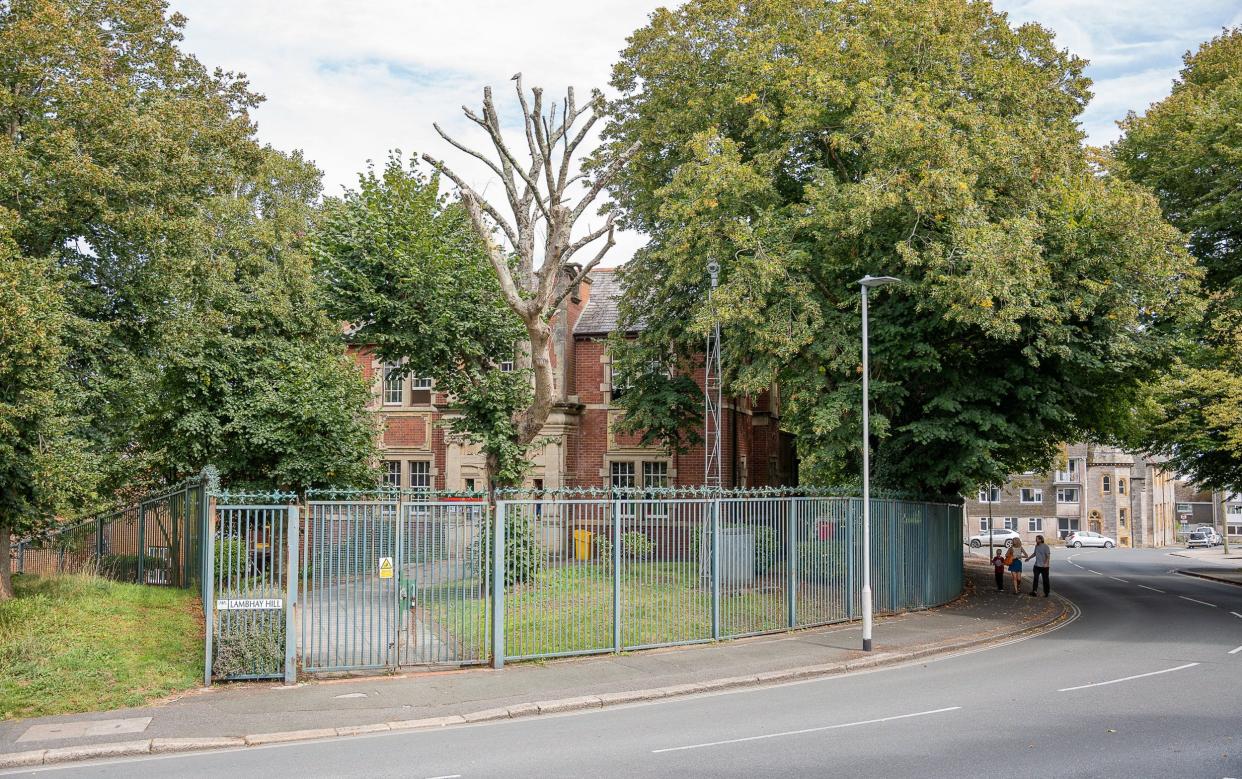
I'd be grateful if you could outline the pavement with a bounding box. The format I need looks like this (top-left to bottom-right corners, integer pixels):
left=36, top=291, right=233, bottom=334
left=0, top=560, right=1066, bottom=769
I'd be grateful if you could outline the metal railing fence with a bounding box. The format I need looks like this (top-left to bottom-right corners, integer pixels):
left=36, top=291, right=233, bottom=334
left=490, top=495, right=963, bottom=666
left=8, top=473, right=210, bottom=589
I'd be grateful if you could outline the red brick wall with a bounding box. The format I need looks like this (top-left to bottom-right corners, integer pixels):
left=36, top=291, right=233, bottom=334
left=383, top=417, right=429, bottom=449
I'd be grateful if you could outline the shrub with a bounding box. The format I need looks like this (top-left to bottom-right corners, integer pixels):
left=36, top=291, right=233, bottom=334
left=593, top=533, right=613, bottom=564
left=213, top=538, right=252, bottom=587
left=212, top=610, right=286, bottom=678
left=622, top=531, right=655, bottom=560
left=475, top=514, right=542, bottom=586
left=753, top=526, right=778, bottom=574
left=796, top=540, right=850, bottom=583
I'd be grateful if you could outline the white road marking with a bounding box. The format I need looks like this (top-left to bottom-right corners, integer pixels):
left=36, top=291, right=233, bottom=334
left=1179, top=596, right=1217, bottom=608
left=1108, top=576, right=1128, bottom=583
left=1089, top=570, right=1104, bottom=576
left=1229, top=646, right=1242, bottom=655
left=424, top=775, right=462, bottom=779
left=651, top=707, right=962, bottom=753
left=1058, top=663, right=1200, bottom=692
left=1233, top=612, right=1242, bottom=619
left=1137, top=585, right=1164, bottom=593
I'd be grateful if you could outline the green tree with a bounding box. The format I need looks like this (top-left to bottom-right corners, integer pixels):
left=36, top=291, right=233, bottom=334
left=314, top=156, right=531, bottom=486
left=0, top=210, right=98, bottom=600
left=1113, top=28, right=1242, bottom=492
left=0, top=1, right=377, bottom=495
left=602, top=0, right=1198, bottom=498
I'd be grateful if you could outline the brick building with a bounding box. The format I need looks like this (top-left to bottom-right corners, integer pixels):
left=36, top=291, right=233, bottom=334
left=350, top=269, right=797, bottom=492
left=963, top=444, right=1180, bottom=548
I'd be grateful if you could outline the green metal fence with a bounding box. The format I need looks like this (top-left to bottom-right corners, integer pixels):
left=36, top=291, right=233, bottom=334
left=8, top=473, right=210, bottom=588
left=490, top=493, right=963, bottom=666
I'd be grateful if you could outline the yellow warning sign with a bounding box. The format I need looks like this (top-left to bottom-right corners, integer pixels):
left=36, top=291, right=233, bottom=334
left=378, top=557, right=394, bottom=579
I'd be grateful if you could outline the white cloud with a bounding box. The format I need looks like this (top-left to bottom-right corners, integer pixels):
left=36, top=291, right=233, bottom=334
left=174, top=1, right=1239, bottom=262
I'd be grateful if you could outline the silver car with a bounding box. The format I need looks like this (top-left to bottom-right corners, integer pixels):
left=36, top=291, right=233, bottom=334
left=1186, top=530, right=1214, bottom=549
left=967, top=528, right=1021, bottom=548
left=1066, top=530, right=1116, bottom=549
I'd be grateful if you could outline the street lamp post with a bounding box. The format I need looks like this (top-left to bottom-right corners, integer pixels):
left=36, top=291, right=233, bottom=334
left=859, top=274, right=900, bottom=652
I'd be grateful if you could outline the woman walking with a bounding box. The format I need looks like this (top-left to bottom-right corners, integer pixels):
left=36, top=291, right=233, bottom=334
left=1006, top=539, right=1026, bottom=594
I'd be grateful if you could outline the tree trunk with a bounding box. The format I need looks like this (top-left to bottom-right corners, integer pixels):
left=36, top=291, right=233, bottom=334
left=0, top=524, right=14, bottom=602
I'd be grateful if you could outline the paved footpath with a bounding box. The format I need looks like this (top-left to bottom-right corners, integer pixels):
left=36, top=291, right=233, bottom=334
left=0, top=562, right=1066, bottom=767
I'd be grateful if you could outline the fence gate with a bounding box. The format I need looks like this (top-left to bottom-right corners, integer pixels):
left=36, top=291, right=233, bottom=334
left=205, top=503, right=298, bottom=683
left=299, top=499, right=491, bottom=673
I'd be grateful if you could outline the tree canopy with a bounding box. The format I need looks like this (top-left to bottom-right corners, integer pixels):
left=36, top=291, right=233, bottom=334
left=0, top=0, right=377, bottom=513
left=1114, top=28, right=1242, bottom=492
left=314, top=156, right=532, bottom=486
left=602, top=0, right=1199, bottom=498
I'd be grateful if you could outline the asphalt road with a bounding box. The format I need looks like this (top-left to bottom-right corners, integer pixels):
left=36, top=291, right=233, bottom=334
left=8, top=549, right=1242, bottom=778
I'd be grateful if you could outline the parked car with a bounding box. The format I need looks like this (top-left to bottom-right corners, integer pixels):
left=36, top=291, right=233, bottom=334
left=1191, top=525, right=1222, bottom=546
left=967, top=528, right=1021, bottom=548
left=1065, top=530, right=1116, bottom=549
left=1186, top=530, right=1214, bottom=549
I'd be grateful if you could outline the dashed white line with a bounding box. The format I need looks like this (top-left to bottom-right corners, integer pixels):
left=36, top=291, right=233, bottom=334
left=1137, top=584, right=1164, bottom=593
left=1058, top=663, right=1200, bottom=692
left=1179, top=596, right=1218, bottom=608
left=1229, top=646, right=1242, bottom=656
left=1089, top=570, right=1104, bottom=576
left=1108, top=576, right=1128, bottom=583
left=651, top=707, right=963, bottom=753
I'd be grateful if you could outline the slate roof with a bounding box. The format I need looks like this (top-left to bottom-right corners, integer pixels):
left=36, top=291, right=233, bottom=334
left=573, top=269, right=637, bottom=336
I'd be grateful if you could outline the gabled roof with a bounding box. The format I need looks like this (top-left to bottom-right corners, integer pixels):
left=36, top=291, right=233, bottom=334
left=573, top=269, right=632, bottom=336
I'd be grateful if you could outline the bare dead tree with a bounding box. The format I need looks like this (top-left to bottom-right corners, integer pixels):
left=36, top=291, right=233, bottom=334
left=422, top=75, right=639, bottom=450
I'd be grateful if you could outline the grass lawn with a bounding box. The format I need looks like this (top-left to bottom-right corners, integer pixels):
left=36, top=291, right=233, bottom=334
left=435, top=562, right=850, bottom=659
left=0, top=572, right=203, bottom=720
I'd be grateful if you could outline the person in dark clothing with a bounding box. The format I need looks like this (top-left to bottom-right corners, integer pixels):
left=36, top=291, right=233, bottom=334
left=991, top=549, right=1005, bottom=591
left=1026, top=535, right=1051, bottom=596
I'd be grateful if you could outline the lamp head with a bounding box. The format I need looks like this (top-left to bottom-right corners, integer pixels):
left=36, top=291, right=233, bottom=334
left=858, top=275, right=901, bottom=288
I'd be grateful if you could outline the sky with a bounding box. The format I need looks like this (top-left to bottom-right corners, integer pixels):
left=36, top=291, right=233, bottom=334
left=176, top=1, right=1242, bottom=263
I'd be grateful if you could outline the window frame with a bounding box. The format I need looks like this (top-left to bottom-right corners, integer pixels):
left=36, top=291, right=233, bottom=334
left=381, top=460, right=402, bottom=488
left=1019, top=487, right=1043, bottom=504
left=1002, top=517, right=1019, bottom=531
left=1028, top=517, right=1043, bottom=532
left=382, top=362, right=405, bottom=405
left=407, top=460, right=432, bottom=493
left=1055, top=487, right=1080, bottom=504
left=1101, top=475, right=1112, bottom=494
left=977, top=487, right=1000, bottom=503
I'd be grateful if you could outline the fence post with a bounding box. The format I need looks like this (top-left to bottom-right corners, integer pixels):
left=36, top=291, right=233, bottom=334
left=846, top=499, right=856, bottom=621
left=284, top=504, right=299, bottom=685
left=787, top=497, right=797, bottom=628
left=491, top=501, right=506, bottom=669
left=612, top=498, right=622, bottom=653
left=711, top=498, right=721, bottom=641
left=16, top=542, right=23, bottom=574
left=137, top=503, right=146, bottom=585
left=96, top=515, right=104, bottom=561
left=392, top=494, right=403, bottom=670
left=203, top=497, right=217, bottom=686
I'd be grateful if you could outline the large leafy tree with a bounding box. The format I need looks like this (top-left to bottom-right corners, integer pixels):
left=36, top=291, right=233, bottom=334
left=0, top=211, right=98, bottom=600
left=603, top=0, right=1198, bottom=498
left=0, top=0, right=376, bottom=500
left=315, top=157, right=530, bottom=487
left=1113, top=28, right=1242, bottom=492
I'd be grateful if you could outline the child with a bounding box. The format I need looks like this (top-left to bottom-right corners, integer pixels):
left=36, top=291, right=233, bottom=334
left=991, top=549, right=1005, bottom=591
left=1006, top=541, right=1025, bottom=593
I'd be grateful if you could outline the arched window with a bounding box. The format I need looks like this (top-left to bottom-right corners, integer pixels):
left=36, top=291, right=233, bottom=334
left=1102, top=475, right=1111, bottom=495
left=1118, top=478, right=1127, bottom=496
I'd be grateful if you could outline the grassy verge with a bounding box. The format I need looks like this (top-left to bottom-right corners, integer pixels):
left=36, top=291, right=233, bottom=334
left=0, top=572, right=203, bottom=720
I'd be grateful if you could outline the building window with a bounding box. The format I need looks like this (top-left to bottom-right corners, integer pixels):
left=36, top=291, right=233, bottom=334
left=408, top=461, right=431, bottom=492
left=1019, top=488, right=1043, bottom=504
left=1054, top=459, right=1081, bottom=483
left=1002, top=517, right=1019, bottom=531
left=979, top=518, right=991, bottom=531
left=1028, top=517, right=1043, bottom=532
left=1117, top=478, right=1127, bottom=496
left=499, top=359, right=514, bottom=372
left=383, top=363, right=404, bottom=405
left=1101, top=475, right=1111, bottom=494
left=1227, top=503, right=1242, bottom=516
left=1119, top=508, right=1127, bottom=527
left=381, top=460, right=401, bottom=488
left=977, top=487, right=1000, bottom=503
left=1056, top=488, right=1079, bottom=504
left=609, top=360, right=631, bottom=403
left=1228, top=523, right=1242, bottom=536
left=464, top=478, right=476, bottom=492
left=410, top=377, right=433, bottom=405
left=610, top=461, right=636, bottom=490
left=1176, top=503, right=1191, bottom=514
left=1057, top=517, right=1080, bottom=539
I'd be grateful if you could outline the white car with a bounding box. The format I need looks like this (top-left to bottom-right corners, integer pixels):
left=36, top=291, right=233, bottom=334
left=1191, top=525, right=1222, bottom=546
left=1186, top=530, right=1214, bottom=549
left=967, top=528, right=1021, bottom=548
left=1066, top=530, right=1116, bottom=549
